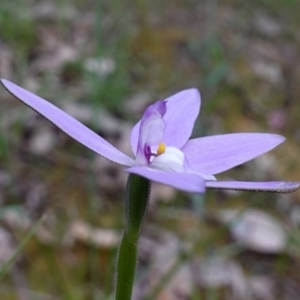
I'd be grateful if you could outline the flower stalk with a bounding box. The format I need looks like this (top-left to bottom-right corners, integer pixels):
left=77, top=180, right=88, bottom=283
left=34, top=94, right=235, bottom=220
left=115, top=174, right=150, bottom=300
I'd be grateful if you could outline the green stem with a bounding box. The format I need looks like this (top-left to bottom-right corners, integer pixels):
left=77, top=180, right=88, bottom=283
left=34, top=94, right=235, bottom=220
left=115, top=174, right=150, bottom=300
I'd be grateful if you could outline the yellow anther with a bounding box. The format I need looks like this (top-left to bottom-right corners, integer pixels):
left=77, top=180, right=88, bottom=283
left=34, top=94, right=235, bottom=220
left=157, top=143, right=166, bottom=155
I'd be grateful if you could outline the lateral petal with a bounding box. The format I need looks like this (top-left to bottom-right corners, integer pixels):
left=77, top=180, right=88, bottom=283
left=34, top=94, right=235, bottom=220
left=182, top=133, right=285, bottom=175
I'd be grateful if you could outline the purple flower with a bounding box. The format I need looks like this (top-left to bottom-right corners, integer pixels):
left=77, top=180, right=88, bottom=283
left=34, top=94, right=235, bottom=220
left=1, top=79, right=299, bottom=194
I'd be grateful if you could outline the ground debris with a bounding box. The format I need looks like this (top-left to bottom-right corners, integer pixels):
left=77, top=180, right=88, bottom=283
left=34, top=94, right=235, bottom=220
left=64, top=220, right=120, bottom=248
left=219, top=209, right=286, bottom=253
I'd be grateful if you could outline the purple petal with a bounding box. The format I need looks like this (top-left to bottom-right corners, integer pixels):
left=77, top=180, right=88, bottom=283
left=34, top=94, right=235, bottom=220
left=162, top=89, right=200, bottom=147
left=131, top=89, right=200, bottom=155
left=135, top=101, right=166, bottom=165
left=1, top=79, right=135, bottom=166
left=206, top=180, right=300, bottom=193
left=182, top=133, right=285, bottom=175
left=126, top=166, right=205, bottom=193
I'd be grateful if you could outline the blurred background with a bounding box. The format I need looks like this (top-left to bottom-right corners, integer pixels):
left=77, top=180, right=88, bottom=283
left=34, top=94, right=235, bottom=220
left=0, top=0, right=300, bottom=299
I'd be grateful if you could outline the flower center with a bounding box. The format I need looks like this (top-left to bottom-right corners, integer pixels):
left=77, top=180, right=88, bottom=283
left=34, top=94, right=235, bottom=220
left=150, top=143, right=185, bottom=172
left=146, top=142, right=217, bottom=180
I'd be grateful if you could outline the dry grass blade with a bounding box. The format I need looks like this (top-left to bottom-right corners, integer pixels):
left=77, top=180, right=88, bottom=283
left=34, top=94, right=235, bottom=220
left=0, top=214, right=47, bottom=280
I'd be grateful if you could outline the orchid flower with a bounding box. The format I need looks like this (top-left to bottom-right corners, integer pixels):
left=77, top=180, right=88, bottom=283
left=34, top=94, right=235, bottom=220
left=1, top=79, right=299, bottom=194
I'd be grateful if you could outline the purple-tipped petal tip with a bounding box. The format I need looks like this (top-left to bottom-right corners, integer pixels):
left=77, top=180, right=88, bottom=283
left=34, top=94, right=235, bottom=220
left=1, top=79, right=134, bottom=166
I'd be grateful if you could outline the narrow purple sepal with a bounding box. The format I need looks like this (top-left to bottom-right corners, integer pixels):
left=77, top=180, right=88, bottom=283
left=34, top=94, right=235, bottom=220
left=206, top=181, right=300, bottom=193
left=1, top=79, right=135, bottom=166
left=126, top=166, right=205, bottom=193
left=182, top=133, right=285, bottom=175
